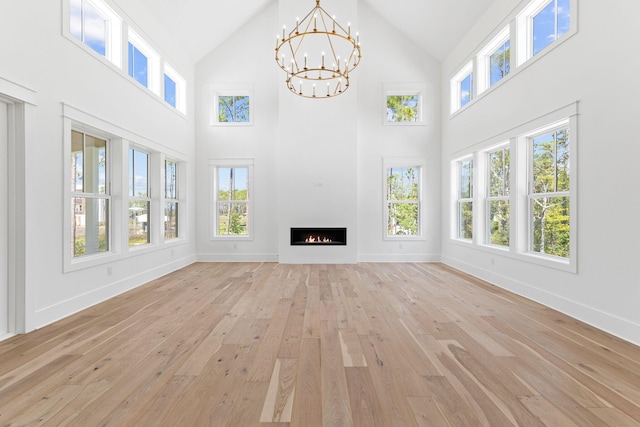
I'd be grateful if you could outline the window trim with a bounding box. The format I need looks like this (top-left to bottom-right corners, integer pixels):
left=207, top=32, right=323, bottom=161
left=210, top=86, right=254, bottom=126
left=382, top=84, right=427, bottom=126
left=450, top=61, right=474, bottom=114
left=476, top=26, right=511, bottom=95
left=63, top=0, right=123, bottom=68
left=383, top=158, right=426, bottom=240
left=210, top=159, right=254, bottom=240
left=449, top=102, right=577, bottom=273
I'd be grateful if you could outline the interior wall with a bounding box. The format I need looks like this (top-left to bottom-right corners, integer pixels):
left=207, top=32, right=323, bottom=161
left=195, top=0, right=442, bottom=263
left=0, top=0, right=196, bottom=332
left=441, top=0, right=640, bottom=344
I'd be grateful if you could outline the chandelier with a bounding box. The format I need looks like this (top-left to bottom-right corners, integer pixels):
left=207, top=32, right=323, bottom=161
left=275, top=0, right=361, bottom=98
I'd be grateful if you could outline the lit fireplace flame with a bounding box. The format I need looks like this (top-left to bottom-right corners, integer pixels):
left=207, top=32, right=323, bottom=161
left=305, top=235, right=333, bottom=243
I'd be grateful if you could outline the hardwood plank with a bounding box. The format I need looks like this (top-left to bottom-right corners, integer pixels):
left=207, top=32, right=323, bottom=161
left=0, top=262, right=639, bottom=426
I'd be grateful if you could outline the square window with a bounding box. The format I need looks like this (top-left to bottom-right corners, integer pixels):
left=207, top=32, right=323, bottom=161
left=386, top=95, right=419, bottom=123
left=517, top=0, right=574, bottom=66
left=211, top=87, right=254, bottom=126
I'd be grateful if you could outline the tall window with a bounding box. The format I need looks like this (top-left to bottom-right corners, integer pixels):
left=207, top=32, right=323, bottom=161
left=487, top=146, right=510, bottom=246
left=386, top=166, right=421, bottom=237
left=532, top=0, right=570, bottom=56
left=68, top=0, right=122, bottom=67
left=214, top=166, right=251, bottom=237
left=71, top=130, right=109, bottom=257
left=128, top=148, right=150, bottom=246
left=529, top=126, right=570, bottom=258
left=164, top=159, right=179, bottom=240
left=457, top=159, right=473, bottom=240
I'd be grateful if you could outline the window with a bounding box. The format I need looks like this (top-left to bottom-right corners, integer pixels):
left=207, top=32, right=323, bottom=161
left=487, top=146, right=510, bottom=247
left=212, top=162, right=252, bottom=238
left=477, top=26, right=512, bottom=96
left=163, top=62, right=186, bottom=113
left=529, top=125, right=570, bottom=258
left=450, top=62, right=474, bottom=113
left=128, top=42, right=148, bottom=87
left=164, top=159, right=179, bottom=240
left=386, top=166, right=421, bottom=237
left=128, top=148, right=150, bottom=246
left=217, top=96, right=250, bottom=123
left=517, top=0, right=574, bottom=66
left=68, top=0, right=122, bottom=67
left=386, top=95, right=419, bottom=123
left=127, top=29, right=161, bottom=94
left=211, top=87, right=253, bottom=126
left=457, top=158, right=473, bottom=240
left=532, top=0, right=570, bottom=56
left=71, top=130, right=110, bottom=257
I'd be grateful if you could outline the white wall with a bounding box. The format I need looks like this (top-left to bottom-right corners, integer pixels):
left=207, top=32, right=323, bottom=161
left=194, top=0, right=441, bottom=264
left=441, top=0, right=640, bottom=344
left=0, top=0, right=196, bottom=332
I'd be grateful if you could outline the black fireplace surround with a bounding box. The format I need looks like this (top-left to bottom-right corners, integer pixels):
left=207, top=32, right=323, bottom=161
left=290, top=228, right=347, bottom=246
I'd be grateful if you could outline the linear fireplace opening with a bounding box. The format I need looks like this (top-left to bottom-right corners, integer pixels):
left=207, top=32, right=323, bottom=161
left=290, top=227, right=347, bottom=246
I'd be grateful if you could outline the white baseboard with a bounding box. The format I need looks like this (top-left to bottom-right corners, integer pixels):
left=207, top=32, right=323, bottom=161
left=358, top=253, right=441, bottom=263
left=196, top=253, right=279, bottom=263
left=33, top=255, right=196, bottom=330
left=442, top=255, right=640, bottom=347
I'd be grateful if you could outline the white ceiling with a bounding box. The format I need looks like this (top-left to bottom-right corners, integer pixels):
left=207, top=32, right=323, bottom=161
left=131, top=0, right=496, bottom=64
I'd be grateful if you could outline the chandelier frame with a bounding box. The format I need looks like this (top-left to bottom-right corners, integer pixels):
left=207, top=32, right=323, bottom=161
left=275, top=0, right=361, bottom=98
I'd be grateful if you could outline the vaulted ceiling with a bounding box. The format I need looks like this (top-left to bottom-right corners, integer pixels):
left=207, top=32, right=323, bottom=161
left=130, top=0, right=496, bottom=64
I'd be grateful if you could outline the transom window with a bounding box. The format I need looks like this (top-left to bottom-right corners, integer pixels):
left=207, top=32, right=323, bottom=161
left=127, top=29, right=161, bottom=95
left=128, top=148, right=150, bottom=246
left=68, top=0, right=122, bottom=67
left=386, top=166, right=422, bottom=237
left=212, top=163, right=252, bottom=238
left=450, top=62, right=474, bottom=113
left=71, top=130, right=110, bottom=257
left=532, top=0, right=570, bottom=56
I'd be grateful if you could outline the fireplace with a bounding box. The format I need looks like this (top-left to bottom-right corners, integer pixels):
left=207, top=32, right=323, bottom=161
left=290, top=228, right=347, bottom=246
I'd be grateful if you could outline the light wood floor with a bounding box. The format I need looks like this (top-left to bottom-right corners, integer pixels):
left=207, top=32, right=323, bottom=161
left=1, top=263, right=639, bottom=426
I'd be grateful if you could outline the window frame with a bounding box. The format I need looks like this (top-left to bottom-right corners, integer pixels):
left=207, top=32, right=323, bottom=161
left=476, top=26, right=511, bottom=95
left=383, top=158, right=426, bottom=240
left=211, top=86, right=254, bottom=126
left=128, top=147, right=152, bottom=247
left=210, top=159, right=254, bottom=240
left=485, top=144, right=511, bottom=248
left=64, top=0, right=123, bottom=68
left=448, top=103, right=577, bottom=273
left=67, top=126, right=113, bottom=264
left=127, top=29, right=161, bottom=95
left=382, top=84, right=427, bottom=126
left=450, top=61, right=474, bottom=114
left=454, top=157, right=474, bottom=242
left=516, top=0, right=577, bottom=67
left=163, top=158, right=180, bottom=241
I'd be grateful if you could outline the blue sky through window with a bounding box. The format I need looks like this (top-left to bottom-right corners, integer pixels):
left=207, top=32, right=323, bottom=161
left=70, top=0, right=107, bottom=56
left=164, top=74, right=177, bottom=107
left=128, top=148, right=148, bottom=197
left=128, top=43, right=148, bottom=87
left=460, top=74, right=473, bottom=107
left=490, top=40, right=510, bottom=87
left=533, top=0, right=570, bottom=56
left=218, top=167, right=249, bottom=199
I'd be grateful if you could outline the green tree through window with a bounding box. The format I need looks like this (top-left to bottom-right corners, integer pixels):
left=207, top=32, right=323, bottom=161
left=386, top=95, right=419, bottom=122
left=386, top=167, right=420, bottom=236
left=218, top=96, right=250, bottom=123
left=530, top=128, right=570, bottom=257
